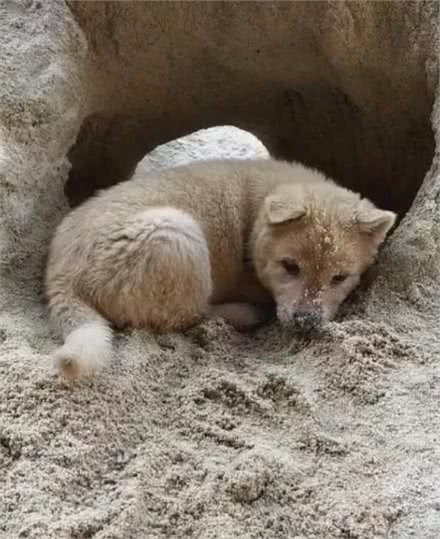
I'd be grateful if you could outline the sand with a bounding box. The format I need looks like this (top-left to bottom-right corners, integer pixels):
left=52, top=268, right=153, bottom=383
left=1, top=2, right=440, bottom=538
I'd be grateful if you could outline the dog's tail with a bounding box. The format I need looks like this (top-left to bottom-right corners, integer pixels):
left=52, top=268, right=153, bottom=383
left=48, top=289, right=113, bottom=380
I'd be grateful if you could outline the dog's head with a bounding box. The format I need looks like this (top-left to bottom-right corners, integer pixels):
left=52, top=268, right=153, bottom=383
left=252, top=182, right=396, bottom=328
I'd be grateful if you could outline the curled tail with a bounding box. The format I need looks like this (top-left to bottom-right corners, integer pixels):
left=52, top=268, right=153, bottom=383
left=47, top=291, right=113, bottom=380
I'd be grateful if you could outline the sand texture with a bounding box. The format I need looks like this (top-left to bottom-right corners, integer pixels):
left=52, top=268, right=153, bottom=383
left=1, top=1, right=440, bottom=538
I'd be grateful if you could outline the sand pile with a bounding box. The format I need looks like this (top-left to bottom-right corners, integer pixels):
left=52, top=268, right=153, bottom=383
left=1, top=2, right=440, bottom=538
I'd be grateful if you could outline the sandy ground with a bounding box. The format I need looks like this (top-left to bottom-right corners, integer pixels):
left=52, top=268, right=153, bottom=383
left=1, top=2, right=440, bottom=538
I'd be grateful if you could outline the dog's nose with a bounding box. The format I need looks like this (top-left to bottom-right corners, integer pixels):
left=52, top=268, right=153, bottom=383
left=292, top=311, right=322, bottom=330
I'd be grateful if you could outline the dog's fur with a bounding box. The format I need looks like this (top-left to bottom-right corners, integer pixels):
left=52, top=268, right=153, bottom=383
left=46, top=158, right=396, bottom=379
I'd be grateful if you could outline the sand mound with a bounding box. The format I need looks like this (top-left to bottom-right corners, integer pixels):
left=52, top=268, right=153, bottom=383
left=1, top=2, right=440, bottom=538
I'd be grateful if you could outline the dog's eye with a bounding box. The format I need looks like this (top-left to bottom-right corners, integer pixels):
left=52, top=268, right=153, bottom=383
left=331, top=273, right=349, bottom=285
left=280, top=258, right=300, bottom=277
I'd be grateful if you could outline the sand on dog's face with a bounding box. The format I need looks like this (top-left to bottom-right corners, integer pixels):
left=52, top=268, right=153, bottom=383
left=254, top=183, right=395, bottom=324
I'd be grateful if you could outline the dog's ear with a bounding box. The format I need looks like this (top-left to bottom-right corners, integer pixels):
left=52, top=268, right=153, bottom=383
left=355, top=203, right=396, bottom=246
left=265, top=194, right=306, bottom=225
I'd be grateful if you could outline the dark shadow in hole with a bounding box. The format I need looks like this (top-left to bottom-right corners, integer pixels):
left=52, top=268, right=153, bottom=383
left=66, top=84, right=435, bottom=218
